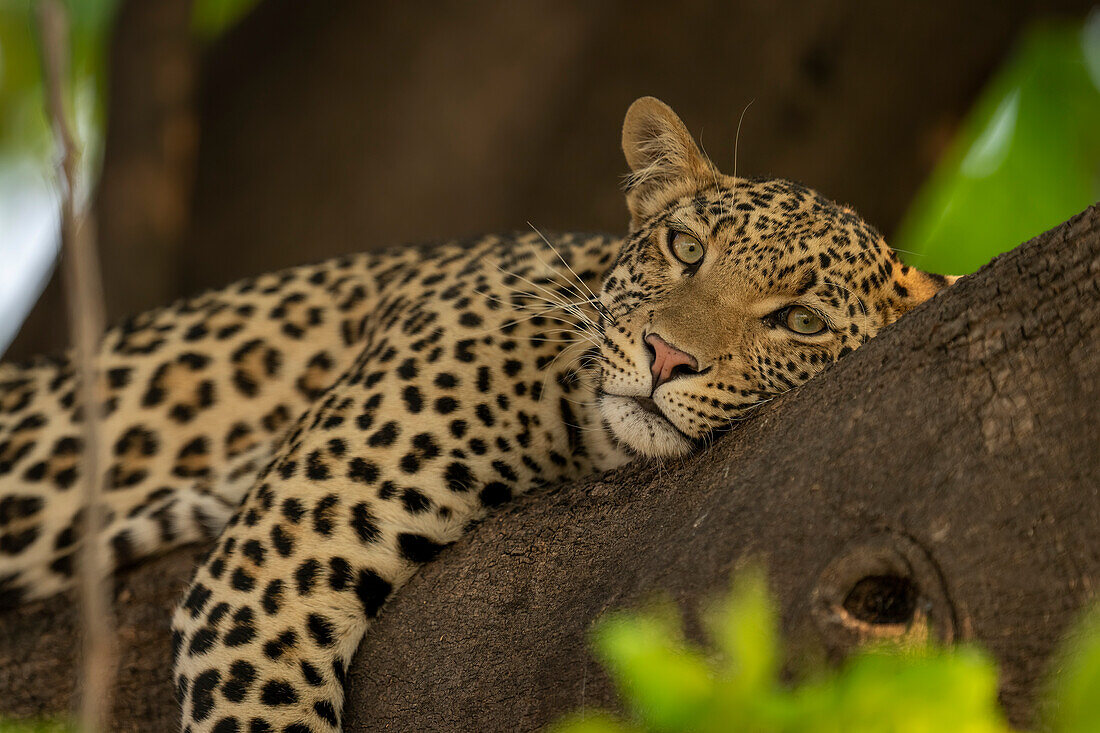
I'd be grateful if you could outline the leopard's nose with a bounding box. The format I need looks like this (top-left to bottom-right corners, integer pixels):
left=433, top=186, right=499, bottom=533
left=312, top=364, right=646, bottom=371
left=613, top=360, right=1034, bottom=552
left=644, top=333, right=700, bottom=391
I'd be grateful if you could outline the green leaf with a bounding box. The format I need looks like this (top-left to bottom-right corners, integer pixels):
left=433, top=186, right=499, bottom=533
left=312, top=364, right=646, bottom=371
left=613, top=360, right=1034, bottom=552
left=893, top=18, right=1100, bottom=275
left=558, top=572, right=1034, bottom=733
left=549, top=711, right=645, bottom=733
left=701, top=567, right=790, bottom=731
left=708, top=566, right=777, bottom=693
left=593, top=609, right=715, bottom=731
left=1046, top=608, right=1100, bottom=733
left=820, top=645, right=1011, bottom=733
left=0, top=718, right=75, bottom=733
left=192, top=0, right=262, bottom=40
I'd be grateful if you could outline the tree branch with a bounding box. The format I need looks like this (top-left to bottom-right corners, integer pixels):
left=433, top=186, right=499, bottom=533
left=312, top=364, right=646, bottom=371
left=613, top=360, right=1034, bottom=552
left=36, top=2, right=115, bottom=730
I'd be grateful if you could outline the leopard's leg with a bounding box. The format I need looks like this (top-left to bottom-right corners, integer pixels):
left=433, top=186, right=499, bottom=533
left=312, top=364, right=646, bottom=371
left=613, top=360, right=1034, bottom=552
left=172, top=503, right=465, bottom=732
left=170, top=395, right=484, bottom=732
left=166, top=322, right=510, bottom=733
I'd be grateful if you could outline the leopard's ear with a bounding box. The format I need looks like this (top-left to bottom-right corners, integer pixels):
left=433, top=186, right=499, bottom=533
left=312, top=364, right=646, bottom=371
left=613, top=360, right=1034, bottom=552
left=888, top=264, right=960, bottom=317
left=622, top=97, right=716, bottom=224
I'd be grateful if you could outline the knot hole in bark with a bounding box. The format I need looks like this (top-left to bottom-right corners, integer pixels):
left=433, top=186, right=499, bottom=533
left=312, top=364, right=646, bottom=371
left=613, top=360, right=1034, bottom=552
left=811, top=530, right=959, bottom=656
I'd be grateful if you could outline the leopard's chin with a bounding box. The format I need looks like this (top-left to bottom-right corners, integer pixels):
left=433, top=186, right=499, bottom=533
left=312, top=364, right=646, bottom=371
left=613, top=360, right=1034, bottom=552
left=598, top=392, right=696, bottom=459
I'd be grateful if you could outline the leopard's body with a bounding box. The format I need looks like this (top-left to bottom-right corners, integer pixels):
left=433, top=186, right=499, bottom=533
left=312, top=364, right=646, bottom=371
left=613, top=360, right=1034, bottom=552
left=0, top=99, right=951, bottom=732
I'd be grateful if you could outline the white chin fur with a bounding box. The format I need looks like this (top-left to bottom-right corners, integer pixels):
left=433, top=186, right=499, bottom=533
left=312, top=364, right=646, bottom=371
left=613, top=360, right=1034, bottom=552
left=599, top=394, right=694, bottom=458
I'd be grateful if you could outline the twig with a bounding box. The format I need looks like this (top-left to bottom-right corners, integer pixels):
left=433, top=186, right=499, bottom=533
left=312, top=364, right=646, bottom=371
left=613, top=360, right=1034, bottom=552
left=36, top=1, right=115, bottom=730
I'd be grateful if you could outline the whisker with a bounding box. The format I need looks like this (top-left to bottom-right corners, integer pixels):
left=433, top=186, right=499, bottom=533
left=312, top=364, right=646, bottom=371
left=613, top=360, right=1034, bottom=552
left=487, top=260, right=586, bottom=316
left=524, top=227, right=601, bottom=303
left=733, top=99, right=755, bottom=180
left=475, top=307, right=603, bottom=340
left=526, top=224, right=613, bottom=320
left=535, top=338, right=595, bottom=397
left=821, top=278, right=868, bottom=316
left=473, top=286, right=600, bottom=330
left=696, top=129, right=728, bottom=218
left=497, top=283, right=600, bottom=326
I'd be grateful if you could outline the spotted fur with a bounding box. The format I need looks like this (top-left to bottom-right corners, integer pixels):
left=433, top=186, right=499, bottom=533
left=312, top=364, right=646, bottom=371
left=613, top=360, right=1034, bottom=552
left=0, top=98, right=952, bottom=731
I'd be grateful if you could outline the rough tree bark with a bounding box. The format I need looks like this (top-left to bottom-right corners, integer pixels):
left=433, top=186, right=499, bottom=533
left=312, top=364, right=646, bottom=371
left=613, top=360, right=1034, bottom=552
left=0, top=205, right=1097, bottom=731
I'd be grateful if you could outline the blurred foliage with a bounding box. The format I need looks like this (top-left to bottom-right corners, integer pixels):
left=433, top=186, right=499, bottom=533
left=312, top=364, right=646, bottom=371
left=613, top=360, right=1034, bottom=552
left=0, top=0, right=263, bottom=172
left=894, top=16, right=1100, bottom=275
left=0, top=0, right=121, bottom=357
left=0, top=0, right=118, bottom=172
left=192, top=0, right=262, bottom=40
left=1045, top=608, right=1100, bottom=733
left=0, top=0, right=264, bottom=357
left=0, top=720, right=72, bottom=733
left=552, top=569, right=1100, bottom=733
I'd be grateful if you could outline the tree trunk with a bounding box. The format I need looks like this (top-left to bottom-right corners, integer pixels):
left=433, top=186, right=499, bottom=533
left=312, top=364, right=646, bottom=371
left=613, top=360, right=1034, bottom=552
left=1, top=205, right=1097, bottom=731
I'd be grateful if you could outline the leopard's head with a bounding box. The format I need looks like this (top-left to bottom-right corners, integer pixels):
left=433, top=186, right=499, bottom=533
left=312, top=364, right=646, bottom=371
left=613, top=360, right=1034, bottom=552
left=596, top=97, right=954, bottom=458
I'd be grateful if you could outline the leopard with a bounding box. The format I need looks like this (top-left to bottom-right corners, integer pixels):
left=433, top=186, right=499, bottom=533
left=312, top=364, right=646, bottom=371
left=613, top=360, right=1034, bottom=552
left=0, top=97, right=954, bottom=732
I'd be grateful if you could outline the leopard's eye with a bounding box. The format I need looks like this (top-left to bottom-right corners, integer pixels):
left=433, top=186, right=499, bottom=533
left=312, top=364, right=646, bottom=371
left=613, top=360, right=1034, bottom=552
left=785, top=305, right=827, bottom=335
left=669, top=231, right=704, bottom=266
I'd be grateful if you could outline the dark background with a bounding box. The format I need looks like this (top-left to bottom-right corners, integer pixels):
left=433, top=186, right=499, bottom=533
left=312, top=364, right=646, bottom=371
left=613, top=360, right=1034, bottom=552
left=8, top=0, right=1096, bottom=359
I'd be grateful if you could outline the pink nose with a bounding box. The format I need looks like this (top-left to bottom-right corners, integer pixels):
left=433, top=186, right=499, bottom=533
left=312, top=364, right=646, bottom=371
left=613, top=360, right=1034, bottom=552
left=645, top=333, right=699, bottom=390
